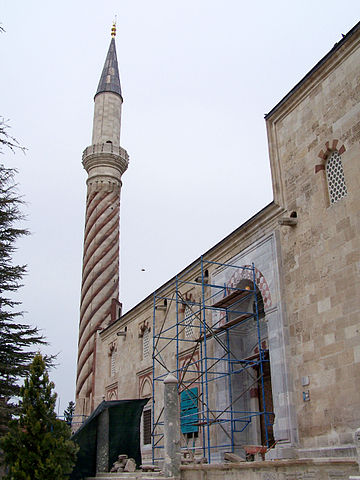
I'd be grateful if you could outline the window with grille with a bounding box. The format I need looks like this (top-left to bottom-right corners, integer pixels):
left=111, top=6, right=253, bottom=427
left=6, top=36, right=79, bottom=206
left=143, top=328, right=150, bottom=360
left=110, top=349, right=116, bottom=377
left=184, top=306, right=194, bottom=338
left=143, top=409, right=152, bottom=445
left=326, top=151, right=347, bottom=204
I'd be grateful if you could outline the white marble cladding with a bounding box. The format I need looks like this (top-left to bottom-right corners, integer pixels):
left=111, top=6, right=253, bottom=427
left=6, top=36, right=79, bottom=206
left=211, top=233, right=298, bottom=456
left=211, top=234, right=279, bottom=311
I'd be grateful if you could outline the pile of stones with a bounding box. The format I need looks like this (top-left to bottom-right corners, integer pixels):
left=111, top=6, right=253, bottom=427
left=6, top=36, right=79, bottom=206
left=110, top=454, right=136, bottom=473
left=181, top=452, right=208, bottom=465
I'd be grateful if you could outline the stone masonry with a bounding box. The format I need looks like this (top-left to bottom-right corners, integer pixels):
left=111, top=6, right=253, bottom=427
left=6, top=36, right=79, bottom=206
left=75, top=30, right=129, bottom=418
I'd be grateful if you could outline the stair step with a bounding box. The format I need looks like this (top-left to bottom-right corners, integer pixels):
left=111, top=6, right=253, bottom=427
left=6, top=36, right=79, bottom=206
left=85, top=477, right=137, bottom=480
left=85, top=473, right=167, bottom=480
left=96, top=475, right=164, bottom=478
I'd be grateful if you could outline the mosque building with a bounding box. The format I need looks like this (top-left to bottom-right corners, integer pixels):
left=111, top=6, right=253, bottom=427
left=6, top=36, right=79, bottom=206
left=74, top=21, right=360, bottom=478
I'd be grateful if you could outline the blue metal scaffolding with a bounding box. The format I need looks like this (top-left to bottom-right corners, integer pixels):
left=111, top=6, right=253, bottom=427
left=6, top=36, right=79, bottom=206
left=152, top=257, right=273, bottom=464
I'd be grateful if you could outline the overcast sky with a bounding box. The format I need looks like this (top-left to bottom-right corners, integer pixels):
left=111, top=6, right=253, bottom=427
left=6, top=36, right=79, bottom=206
left=1, top=1, right=359, bottom=414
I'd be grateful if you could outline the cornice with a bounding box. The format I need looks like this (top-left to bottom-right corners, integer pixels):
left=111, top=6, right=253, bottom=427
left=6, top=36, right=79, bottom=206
left=265, top=24, right=360, bottom=124
left=136, top=366, right=153, bottom=377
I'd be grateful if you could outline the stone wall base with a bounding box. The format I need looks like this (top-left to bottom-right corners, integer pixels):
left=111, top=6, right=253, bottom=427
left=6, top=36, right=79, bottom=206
left=298, top=445, right=357, bottom=459
left=266, top=444, right=297, bottom=460
left=181, top=458, right=359, bottom=480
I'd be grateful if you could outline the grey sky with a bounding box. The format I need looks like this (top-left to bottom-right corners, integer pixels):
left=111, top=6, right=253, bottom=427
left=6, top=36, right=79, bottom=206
left=1, top=0, right=359, bottom=413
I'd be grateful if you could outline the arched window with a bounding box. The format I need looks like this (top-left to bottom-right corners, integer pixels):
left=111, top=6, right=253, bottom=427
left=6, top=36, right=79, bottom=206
left=110, top=349, right=116, bottom=376
left=140, top=378, right=152, bottom=446
left=109, top=343, right=116, bottom=377
left=143, top=409, right=152, bottom=445
left=184, top=305, right=194, bottom=338
left=326, top=151, right=347, bottom=204
left=143, top=328, right=150, bottom=360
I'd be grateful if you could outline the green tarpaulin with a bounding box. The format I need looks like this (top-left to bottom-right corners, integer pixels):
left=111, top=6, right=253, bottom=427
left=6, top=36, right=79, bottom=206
left=70, top=399, right=148, bottom=480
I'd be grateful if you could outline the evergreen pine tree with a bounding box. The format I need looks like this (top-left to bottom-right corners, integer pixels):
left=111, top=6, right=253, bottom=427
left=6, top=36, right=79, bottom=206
left=63, top=400, right=75, bottom=426
left=0, top=353, right=78, bottom=479
left=0, top=119, right=46, bottom=433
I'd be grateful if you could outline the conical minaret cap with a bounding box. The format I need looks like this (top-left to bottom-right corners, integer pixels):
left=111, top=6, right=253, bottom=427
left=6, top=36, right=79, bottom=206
left=95, top=37, right=122, bottom=100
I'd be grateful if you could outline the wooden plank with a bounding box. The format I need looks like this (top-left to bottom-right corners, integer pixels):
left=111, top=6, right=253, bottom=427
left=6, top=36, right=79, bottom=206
left=224, top=452, right=245, bottom=463
left=212, top=289, right=253, bottom=309
left=197, top=313, right=253, bottom=341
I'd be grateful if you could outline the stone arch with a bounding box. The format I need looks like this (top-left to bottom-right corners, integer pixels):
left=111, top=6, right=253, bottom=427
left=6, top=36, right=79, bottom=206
left=222, top=266, right=274, bottom=447
left=226, top=265, right=272, bottom=311
left=106, top=383, right=118, bottom=401
left=235, top=278, right=265, bottom=318
left=140, top=377, right=152, bottom=398
left=315, top=139, right=346, bottom=173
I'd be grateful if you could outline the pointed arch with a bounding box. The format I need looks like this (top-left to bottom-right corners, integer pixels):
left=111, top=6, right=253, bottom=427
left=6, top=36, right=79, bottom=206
left=226, top=265, right=272, bottom=311
left=140, top=377, right=152, bottom=399
left=315, top=140, right=347, bottom=204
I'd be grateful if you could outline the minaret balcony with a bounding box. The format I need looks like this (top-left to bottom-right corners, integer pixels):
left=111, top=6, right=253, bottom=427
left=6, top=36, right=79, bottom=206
left=82, top=143, right=129, bottom=181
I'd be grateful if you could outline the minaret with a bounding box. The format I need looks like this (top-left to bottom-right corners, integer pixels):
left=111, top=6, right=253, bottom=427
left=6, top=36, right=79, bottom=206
left=75, top=23, right=129, bottom=417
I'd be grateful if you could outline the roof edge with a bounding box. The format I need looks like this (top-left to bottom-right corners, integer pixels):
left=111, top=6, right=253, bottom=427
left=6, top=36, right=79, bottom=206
left=101, top=200, right=284, bottom=337
left=265, top=21, right=360, bottom=120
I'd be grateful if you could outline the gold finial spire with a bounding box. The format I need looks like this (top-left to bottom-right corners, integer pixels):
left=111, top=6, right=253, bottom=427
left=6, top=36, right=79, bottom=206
left=111, top=18, right=116, bottom=37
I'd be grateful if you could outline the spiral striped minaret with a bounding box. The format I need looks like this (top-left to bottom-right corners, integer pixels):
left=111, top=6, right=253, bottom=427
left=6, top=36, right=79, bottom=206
left=75, top=24, right=129, bottom=418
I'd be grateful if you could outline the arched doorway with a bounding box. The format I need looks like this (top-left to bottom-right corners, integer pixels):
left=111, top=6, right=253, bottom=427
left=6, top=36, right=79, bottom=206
left=226, top=277, right=274, bottom=448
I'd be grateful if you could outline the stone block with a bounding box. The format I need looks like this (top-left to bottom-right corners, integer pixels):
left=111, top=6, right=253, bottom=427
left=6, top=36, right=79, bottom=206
left=317, top=297, right=331, bottom=314
left=124, top=458, right=137, bottom=472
